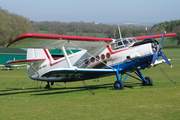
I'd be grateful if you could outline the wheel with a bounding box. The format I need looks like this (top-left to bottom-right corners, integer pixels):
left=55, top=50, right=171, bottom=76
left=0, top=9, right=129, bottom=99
left=51, top=82, right=54, bottom=86
left=45, top=82, right=50, bottom=89
left=142, top=77, right=153, bottom=86
left=114, top=80, right=124, bottom=90
left=45, top=84, right=50, bottom=89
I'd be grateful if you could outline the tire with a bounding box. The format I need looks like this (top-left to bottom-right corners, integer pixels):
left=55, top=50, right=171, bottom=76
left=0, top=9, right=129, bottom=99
left=45, top=84, right=50, bottom=89
left=114, top=80, right=124, bottom=90
left=143, top=77, right=153, bottom=86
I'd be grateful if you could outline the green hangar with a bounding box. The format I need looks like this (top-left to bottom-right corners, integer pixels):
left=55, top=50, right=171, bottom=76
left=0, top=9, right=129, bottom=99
left=0, top=48, right=26, bottom=65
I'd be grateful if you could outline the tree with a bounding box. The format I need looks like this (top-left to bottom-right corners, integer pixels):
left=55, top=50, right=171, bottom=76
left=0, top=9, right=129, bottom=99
left=103, top=27, right=116, bottom=38
left=0, top=8, right=32, bottom=46
left=74, top=28, right=82, bottom=36
left=172, top=25, right=180, bottom=45
left=56, top=28, right=67, bottom=35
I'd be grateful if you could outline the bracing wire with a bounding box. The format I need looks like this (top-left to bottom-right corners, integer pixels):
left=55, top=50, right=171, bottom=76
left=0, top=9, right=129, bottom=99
left=157, top=65, right=176, bottom=84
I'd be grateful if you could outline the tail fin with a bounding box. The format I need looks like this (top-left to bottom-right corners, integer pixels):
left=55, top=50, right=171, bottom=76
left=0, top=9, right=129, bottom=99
left=27, top=49, right=53, bottom=61
left=27, top=49, right=53, bottom=78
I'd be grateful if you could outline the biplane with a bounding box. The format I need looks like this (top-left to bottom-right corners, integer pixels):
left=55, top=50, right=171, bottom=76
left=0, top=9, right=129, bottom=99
left=6, top=28, right=176, bottom=90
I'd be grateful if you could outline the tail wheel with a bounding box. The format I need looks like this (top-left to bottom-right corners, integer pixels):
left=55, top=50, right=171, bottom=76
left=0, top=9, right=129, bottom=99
left=114, top=80, right=124, bottom=90
left=143, top=77, right=153, bottom=86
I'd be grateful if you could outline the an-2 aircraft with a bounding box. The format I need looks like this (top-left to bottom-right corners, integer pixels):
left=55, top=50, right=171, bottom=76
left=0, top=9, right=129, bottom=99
left=6, top=28, right=176, bottom=90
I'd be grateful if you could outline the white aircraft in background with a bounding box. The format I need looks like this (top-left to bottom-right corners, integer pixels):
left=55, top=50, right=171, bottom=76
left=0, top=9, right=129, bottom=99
left=0, top=59, right=26, bottom=70
left=6, top=28, right=176, bottom=90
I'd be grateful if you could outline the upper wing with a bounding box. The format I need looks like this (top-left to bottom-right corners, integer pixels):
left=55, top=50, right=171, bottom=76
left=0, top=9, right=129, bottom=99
left=7, top=33, right=114, bottom=49
left=134, top=33, right=176, bottom=40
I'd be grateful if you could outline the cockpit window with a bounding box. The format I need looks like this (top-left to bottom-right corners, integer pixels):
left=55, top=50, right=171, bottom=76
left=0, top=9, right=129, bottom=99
left=111, top=41, right=124, bottom=50
left=118, top=41, right=123, bottom=46
left=128, top=39, right=133, bottom=43
left=132, top=38, right=137, bottom=42
left=123, top=40, right=130, bottom=47
left=111, top=38, right=137, bottom=50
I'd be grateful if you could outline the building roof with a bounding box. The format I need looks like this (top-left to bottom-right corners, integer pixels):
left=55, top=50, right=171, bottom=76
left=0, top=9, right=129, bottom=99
left=0, top=48, right=27, bottom=54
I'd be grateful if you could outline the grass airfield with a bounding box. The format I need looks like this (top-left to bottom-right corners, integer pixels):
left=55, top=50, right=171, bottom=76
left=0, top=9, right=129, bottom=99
left=0, top=49, right=180, bottom=120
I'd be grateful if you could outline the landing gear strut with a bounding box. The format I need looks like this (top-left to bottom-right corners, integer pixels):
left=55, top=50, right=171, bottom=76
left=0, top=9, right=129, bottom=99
left=113, top=70, right=129, bottom=90
left=113, top=68, right=153, bottom=90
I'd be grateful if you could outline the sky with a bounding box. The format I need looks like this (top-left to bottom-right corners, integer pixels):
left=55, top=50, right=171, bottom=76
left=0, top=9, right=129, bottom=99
left=1, top=0, right=180, bottom=24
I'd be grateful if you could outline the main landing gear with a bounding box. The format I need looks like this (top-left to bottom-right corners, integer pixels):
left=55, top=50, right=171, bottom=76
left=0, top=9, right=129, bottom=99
left=113, top=68, right=153, bottom=90
left=45, top=82, right=54, bottom=89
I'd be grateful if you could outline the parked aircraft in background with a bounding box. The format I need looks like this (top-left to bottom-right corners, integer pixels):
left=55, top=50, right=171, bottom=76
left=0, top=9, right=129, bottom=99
left=0, top=59, right=26, bottom=70
left=6, top=28, right=176, bottom=90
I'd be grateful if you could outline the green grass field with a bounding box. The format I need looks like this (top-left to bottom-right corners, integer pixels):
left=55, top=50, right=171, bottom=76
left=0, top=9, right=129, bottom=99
left=0, top=49, right=180, bottom=119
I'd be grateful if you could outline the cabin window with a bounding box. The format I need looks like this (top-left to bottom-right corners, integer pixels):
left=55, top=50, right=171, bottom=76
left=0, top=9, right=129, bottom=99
left=101, top=54, right=105, bottom=60
left=106, top=53, right=111, bottom=58
left=91, top=57, right=95, bottom=63
left=96, top=55, right=100, bottom=61
left=84, top=59, right=89, bottom=65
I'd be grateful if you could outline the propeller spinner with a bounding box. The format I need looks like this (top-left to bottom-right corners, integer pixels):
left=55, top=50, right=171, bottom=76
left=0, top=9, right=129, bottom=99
left=145, top=28, right=172, bottom=68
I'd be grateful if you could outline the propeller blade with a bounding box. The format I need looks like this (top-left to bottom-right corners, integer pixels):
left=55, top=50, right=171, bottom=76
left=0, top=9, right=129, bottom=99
left=152, top=51, right=158, bottom=66
left=160, top=51, right=172, bottom=68
left=145, top=28, right=157, bottom=45
left=160, top=31, right=166, bottom=45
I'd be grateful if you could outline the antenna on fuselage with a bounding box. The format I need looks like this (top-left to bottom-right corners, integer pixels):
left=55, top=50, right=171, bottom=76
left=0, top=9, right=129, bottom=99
left=118, top=25, right=122, bottom=39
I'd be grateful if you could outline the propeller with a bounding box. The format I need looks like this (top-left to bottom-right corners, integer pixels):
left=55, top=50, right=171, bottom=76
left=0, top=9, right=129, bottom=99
left=145, top=28, right=172, bottom=68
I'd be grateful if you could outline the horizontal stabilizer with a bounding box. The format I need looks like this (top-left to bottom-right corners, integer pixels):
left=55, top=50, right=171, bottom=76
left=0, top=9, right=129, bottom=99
left=5, top=59, right=46, bottom=65
left=152, top=59, right=171, bottom=66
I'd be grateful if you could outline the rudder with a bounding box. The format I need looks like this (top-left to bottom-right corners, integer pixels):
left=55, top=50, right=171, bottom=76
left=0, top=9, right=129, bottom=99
left=27, top=49, right=53, bottom=61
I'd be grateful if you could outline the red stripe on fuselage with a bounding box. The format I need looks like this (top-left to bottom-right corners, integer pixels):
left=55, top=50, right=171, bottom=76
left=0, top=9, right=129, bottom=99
left=43, top=49, right=74, bottom=66
left=107, top=46, right=135, bottom=55
left=44, top=46, right=136, bottom=67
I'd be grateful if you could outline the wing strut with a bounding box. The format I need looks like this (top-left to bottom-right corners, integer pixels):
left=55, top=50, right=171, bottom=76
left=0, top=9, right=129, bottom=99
left=61, top=44, right=73, bottom=68
left=30, top=63, right=40, bottom=78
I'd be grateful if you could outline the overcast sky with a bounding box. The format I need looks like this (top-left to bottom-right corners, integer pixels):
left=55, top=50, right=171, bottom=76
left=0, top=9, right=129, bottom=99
left=1, top=0, right=180, bottom=24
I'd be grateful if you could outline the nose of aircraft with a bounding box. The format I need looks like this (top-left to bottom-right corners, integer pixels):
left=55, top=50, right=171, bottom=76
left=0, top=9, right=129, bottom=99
left=146, top=28, right=172, bottom=68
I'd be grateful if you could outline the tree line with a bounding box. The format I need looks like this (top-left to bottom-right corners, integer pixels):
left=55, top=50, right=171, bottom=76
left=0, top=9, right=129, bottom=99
left=0, top=7, right=32, bottom=46
left=0, top=7, right=180, bottom=46
left=151, top=20, right=180, bottom=45
left=31, top=21, right=148, bottom=38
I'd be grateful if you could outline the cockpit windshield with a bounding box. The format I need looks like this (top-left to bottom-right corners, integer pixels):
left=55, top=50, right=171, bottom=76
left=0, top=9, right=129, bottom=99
left=111, top=38, right=137, bottom=50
